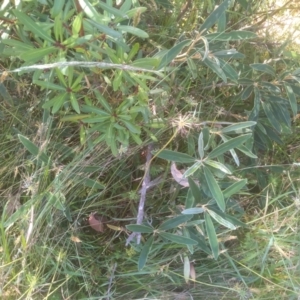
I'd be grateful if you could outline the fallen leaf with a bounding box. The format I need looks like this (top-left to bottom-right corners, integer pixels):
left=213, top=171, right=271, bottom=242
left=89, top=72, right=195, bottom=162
left=88, top=212, right=107, bottom=233
left=70, top=235, right=82, bottom=243
left=170, top=162, right=190, bottom=187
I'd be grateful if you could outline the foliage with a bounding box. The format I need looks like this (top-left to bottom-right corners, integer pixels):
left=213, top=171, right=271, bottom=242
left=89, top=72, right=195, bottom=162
left=0, top=0, right=300, bottom=299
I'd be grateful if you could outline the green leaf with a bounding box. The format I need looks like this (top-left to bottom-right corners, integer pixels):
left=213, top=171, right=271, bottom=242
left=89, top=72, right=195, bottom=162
left=284, top=84, right=298, bottom=117
left=213, top=49, right=245, bottom=59
left=205, top=212, right=219, bottom=259
left=187, top=177, right=202, bottom=202
left=153, top=150, right=196, bottom=163
left=98, top=1, right=128, bottom=18
left=219, top=59, right=238, bottom=82
left=262, top=101, right=281, bottom=132
left=118, top=25, right=149, bottom=38
left=207, top=209, right=236, bottom=230
left=236, top=145, right=257, bottom=158
left=20, top=47, right=57, bottom=63
left=158, top=40, right=192, bottom=69
left=183, top=255, right=190, bottom=283
left=223, top=179, right=247, bottom=198
left=220, top=121, right=256, bottom=133
left=241, top=85, right=254, bottom=100
left=86, top=19, right=122, bottom=39
left=34, top=80, right=66, bottom=91
left=81, top=105, right=111, bottom=116
left=159, top=232, right=198, bottom=245
left=204, top=159, right=232, bottom=174
left=206, top=31, right=257, bottom=41
left=138, top=235, right=154, bottom=271
left=122, top=120, right=141, bottom=134
left=158, top=215, right=193, bottom=231
left=13, top=10, right=54, bottom=43
left=126, top=224, right=154, bottom=233
left=181, top=207, right=205, bottom=215
left=208, top=206, right=246, bottom=227
left=250, top=63, right=275, bottom=77
left=131, top=58, right=160, bottom=69
left=52, top=93, right=67, bottom=114
left=185, top=189, right=195, bottom=209
left=208, top=134, right=251, bottom=159
left=182, top=161, right=202, bottom=178
left=199, top=0, right=231, bottom=32
left=18, top=134, right=50, bottom=164
left=203, top=166, right=225, bottom=212
left=78, top=0, right=102, bottom=20
left=203, top=57, right=227, bottom=83
left=81, top=178, right=105, bottom=190
left=70, top=93, right=80, bottom=114
left=198, top=131, right=204, bottom=159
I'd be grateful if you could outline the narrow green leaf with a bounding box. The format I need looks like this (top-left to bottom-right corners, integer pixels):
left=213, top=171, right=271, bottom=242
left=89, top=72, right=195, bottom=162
left=221, top=121, right=256, bottom=133
left=181, top=207, right=205, bottom=215
left=18, top=134, right=50, bottom=164
left=81, top=105, right=111, bottom=116
left=153, top=150, right=196, bottom=163
left=82, top=116, right=111, bottom=123
left=159, top=232, right=198, bottom=245
left=203, top=166, right=225, bottom=212
left=208, top=134, right=251, bottom=159
left=20, top=47, right=56, bottom=63
left=78, top=0, right=102, bottom=20
left=126, top=224, right=154, bottom=233
left=185, top=189, right=195, bottom=209
left=203, top=57, right=227, bottom=83
left=13, top=10, right=54, bottom=43
left=138, top=235, right=154, bottom=271
left=51, top=0, right=65, bottom=17
left=262, top=101, right=281, bottom=132
left=241, top=85, right=254, bottom=100
left=86, top=19, right=122, bottom=38
left=52, top=93, right=67, bottom=114
left=198, top=131, right=204, bottom=159
left=204, top=159, right=232, bottom=174
left=250, top=63, right=275, bottom=76
left=34, top=80, right=66, bottom=91
left=158, top=215, right=192, bottom=231
left=206, top=31, right=257, bottom=41
left=284, top=83, right=298, bottom=117
left=131, top=58, right=160, bottom=69
left=187, top=177, right=202, bottom=202
left=205, top=212, right=219, bottom=259
left=98, top=1, right=128, bottom=18
left=223, top=179, right=247, bottom=198
left=122, top=120, right=141, bottom=134
left=158, top=40, right=192, bottom=69
left=81, top=178, right=105, bottom=190
left=207, top=209, right=236, bottom=230
left=183, top=255, right=190, bottom=283
left=70, top=93, right=80, bottom=114
left=182, top=161, right=202, bottom=178
left=236, top=145, right=257, bottom=158
left=118, top=25, right=149, bottom=38
left=208, top=206, right=246, bottom=227
left=219, top=59, right=238, bottom=82
left=200, top=0, right=231, bottom=32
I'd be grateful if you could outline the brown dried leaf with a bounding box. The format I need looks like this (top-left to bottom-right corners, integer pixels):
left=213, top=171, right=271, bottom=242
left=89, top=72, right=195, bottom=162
left=70, top=235, right=82, bottom=243
left=88, top=213, right=107, bottom=233
left=171, top=162, right=190, bottom=187
left=190, top=262, right=196, bottom=281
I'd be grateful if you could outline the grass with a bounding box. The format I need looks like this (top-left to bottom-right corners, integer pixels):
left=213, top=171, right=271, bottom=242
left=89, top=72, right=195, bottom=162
left=1, top=0, right=300, bottom=299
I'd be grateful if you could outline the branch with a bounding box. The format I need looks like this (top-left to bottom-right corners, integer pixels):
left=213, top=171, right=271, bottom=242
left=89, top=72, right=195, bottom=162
left=126, top=144, right=153, bottom=246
